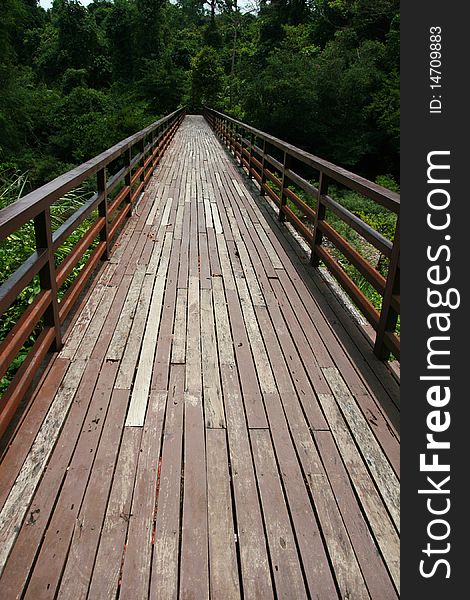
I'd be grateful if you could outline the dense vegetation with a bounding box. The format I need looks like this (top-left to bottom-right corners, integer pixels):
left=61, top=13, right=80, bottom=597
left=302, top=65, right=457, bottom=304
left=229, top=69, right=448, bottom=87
left=1, top=0, right=399, bottom=192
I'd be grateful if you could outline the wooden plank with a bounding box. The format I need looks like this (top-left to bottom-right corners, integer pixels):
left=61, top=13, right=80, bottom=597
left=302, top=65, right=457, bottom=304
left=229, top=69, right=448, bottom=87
left=207, top=228, right=221, bottom=276
left=22, top=362, right=118, bottom=599
left=114, top=273, right=154, bottom=389
left=179, top=389, right=209, bottom=599
left=119, top=391, right=168, bottom=598
left=211, top=201, right=223, bottom=234
left=254, top=304, right=328, bottom=431
left=322, top=366, right=400, bottom=531
left=125, top=233, right=173, bottom=425
left=105, top=270, right=145, bottom=360
left=0, top=359, right=86, bottom=577
left=151, top=366, right=185, bottom=600
left=206, top=429, right=241, bottom=600
left=315, top=431, right=398, bottom=599
left=226, top=207, right=265, bottom=306
left=250, top=429, right=308, bottom=600
left=236, top=278, right=276, bottom=394
left=0, top=360, right=100, bottom=598
left=199, top=232, right=212, bottom=289
left=171, top=287, right=187, bottom=364
left=259, top=391, right=340, bottom=598
left=88, top=428, right=141, bottom=600
left=317, top=392, right=400, bottom=589
left=58, top=284, right=107, bottom=359
left=255, top=223, right=283, bottom=270
left=161, top=196, right=173, bottom=227
left=200, top=288, right=225, bottom=428
left=73, top=285, right=118, bottom=360
left=0, top=358, right=69, bottom=511
left=57, top=389, right=131, bottom=600
left=90, top=274, right=133, bottom=360
left=212, top=277, right=235, bottom=366
left=220, top=364, right=274, bottom=599
left=150, top=236, right=181, bottom=391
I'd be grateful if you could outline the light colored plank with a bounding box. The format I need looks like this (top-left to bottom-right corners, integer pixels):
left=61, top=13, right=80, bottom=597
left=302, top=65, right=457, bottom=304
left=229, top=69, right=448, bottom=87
left=161, top=196, right=173, bottom=227
left=114, top=273, right=154, bottom=389
left=200, top=289, right=225, bottom=428
left=125, top=234, right=173, bottom=426
left=323, top=366, right=400, bottom=531
left=254, top=223, right=284, bottom=269
left=106, top=270, right=145, bottom=360
left=211, top=202, right=223, bottom=234
left=204, top=197, right=213, bottom=229
left=317, top=392, right=400, bottom=590
left=236, top=278, right=276, bottom=394
left=215, top=233, right=236, bottom=291
left=0, top=359, right=86, bottom=576
left=212, top=277, right=235, bottom=366
left=88, top=428, right=141, bottom=600
left=59, top=286, right=107, bottom=359
left=226, top=207, right=265, bottom=306
left=171, top=288, right=187, bottom=364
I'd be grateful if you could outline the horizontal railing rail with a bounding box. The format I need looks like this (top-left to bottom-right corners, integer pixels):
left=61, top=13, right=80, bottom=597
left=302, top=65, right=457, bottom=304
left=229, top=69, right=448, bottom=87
left=204, top=107, right=400, bottom=363
left=0, top=106, right=186, bottom=438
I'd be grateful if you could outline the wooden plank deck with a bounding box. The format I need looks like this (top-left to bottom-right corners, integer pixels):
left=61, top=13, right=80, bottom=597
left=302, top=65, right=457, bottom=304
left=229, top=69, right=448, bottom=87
left=0, top=116, right=399, bottom=599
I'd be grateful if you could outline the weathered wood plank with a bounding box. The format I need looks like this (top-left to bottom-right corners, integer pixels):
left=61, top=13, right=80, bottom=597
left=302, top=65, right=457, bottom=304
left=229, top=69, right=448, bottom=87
left=151, top=366, right=185, bottom=600
left=220, top=364, right=274, bottom=599
left=315, top=430, right=398, bottom=599
left=88, top=428, right=141, bottom=600
left=322, top=366, right=400, bottom=531
left=317, top=392, right=400, bottom=589
left=206, top=429, right=241, bottom=600
left=251, top=429, right=308, bottom=600
left=22, top=362, right=118, bottom=599
left=200, top=288, right=225, bottom=428
left=120, top=391, right=168, bottom=598
left=57, top=389, right=131, bottom=600
left=0, top=359, right=86, bottom=577
left=171, top=287, right=187, bottom=364
left=125, top=233, right=173, bottom=425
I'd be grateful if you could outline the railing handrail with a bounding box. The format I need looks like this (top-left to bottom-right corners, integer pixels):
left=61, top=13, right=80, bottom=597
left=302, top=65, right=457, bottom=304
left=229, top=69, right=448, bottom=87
left=204, top=107, right=400, bottom=213
left=204, top=106, right=400, bottom=362
left=0, top=106, right=186, bottom=440
left=0, top=107, right=185, bottom=240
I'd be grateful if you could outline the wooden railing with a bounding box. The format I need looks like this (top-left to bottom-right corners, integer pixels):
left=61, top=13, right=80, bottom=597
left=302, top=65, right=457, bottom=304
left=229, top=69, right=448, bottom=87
left=0, top=107, right=185, bottom=438
left=204, top=107, right=400, bottom=362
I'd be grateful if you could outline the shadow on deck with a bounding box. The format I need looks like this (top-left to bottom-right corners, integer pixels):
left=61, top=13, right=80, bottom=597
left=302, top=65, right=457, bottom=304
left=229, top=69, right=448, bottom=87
left=0, top=116, right=399, bottom=599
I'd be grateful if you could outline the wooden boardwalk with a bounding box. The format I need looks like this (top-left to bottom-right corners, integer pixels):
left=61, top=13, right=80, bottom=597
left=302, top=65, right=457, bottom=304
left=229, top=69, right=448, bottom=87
left=0, top=116, right=400, bottom=599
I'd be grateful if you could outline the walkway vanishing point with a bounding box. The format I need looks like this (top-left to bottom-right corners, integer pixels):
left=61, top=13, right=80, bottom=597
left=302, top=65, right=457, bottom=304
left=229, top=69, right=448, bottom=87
left=0, top=113, right=400, bottom=599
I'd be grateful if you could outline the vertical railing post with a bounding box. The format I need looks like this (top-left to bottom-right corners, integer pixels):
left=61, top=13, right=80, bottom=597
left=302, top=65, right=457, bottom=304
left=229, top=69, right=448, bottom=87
left=151, top=128, right=156, bottom=168
left=278, top=151, right=290, bottom=222
left=374, top=217, right=400, bottom=360
left=97, top=167, right=109, bottom=260
left=248, top=132, right=254, bottom=179
left=310, top=171, right=329, bottom=266
left=34, top=209, right=62, bottom=351
left=125, top=146, right=132, bottom=211
left=260, top=139, right=267, bottom=196
left=138, top=138, right=145, bottom=188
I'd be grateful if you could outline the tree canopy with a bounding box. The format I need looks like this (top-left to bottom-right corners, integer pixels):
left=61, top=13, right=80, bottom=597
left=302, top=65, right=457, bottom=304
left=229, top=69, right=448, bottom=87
left=0, top=0, right=399, bottom=190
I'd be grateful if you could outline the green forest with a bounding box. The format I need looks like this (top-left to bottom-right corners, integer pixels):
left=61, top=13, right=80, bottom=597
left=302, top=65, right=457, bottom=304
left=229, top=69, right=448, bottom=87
left=1, top=0, right=399, bottom=193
